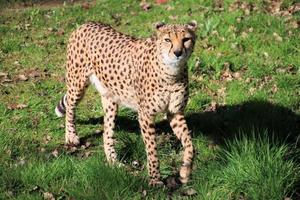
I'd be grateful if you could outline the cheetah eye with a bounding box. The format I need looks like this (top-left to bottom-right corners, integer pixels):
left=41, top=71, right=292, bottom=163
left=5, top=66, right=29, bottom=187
left=182, top=38, right=191, bottom=43
left=164, top=38, right=171, bottom=43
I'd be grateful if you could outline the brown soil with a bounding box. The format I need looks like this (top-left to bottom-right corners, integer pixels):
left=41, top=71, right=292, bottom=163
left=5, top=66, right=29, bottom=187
left=2, top=0, right=94, bottom=10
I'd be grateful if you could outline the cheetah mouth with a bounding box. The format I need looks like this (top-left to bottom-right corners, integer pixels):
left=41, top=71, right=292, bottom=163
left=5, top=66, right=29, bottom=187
left=162, top=53, right=186, bottom=66
left=176, top=56, right=183, bottom=60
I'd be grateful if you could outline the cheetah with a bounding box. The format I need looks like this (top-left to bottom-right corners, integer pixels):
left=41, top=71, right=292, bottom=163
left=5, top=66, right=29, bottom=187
left=55, top=21, right=197, bottom=186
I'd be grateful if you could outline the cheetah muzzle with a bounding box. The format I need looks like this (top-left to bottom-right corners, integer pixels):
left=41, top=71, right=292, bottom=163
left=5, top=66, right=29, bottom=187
left=55, top=20, right=197, bottom=186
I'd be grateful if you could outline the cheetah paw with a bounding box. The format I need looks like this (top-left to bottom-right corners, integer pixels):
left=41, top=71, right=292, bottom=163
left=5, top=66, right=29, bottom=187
left=65, top=134, right=80, bottom=146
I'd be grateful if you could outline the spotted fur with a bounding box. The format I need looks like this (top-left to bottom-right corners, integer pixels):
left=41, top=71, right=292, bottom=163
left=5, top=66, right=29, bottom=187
left=55, top=21, right=197, bottom=186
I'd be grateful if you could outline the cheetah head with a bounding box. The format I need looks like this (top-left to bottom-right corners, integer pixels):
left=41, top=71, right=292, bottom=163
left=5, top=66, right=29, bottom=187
left=155, top=20, right=197, bottom=72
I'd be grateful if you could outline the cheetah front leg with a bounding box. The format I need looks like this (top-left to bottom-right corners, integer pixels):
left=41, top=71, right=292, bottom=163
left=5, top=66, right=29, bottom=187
left=168, top=112, right=194, bottom=184
left=138, top=113, right=164, bottom=186
left=101, top=96, right=118, bottom=164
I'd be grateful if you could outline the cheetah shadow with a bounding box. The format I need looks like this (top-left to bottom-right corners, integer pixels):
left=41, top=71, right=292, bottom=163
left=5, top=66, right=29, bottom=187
left=184, top=100, right=300, bottom=198
left=185, top=100, right=300, bottom=146
left=78, top=100, right=300, bottom=193
left=79, top=100, right=300, bottom=147
left=77, top=115, right=140, bottom=142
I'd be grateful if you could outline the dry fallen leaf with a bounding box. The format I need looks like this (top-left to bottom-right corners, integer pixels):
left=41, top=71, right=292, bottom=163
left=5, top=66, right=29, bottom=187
left=266, top=0, right=282, bottom=15
left=29, top=185, right=40, bottom=193
left=16, top=74, right=28, bottom=81
left=242, top=2, right=253, bottom=14
left=27, top=69, right=42, bottom=78
left=289, top=20, right=299, bottom=29
left=81, top=2, right=91, bottom=10
left=271, top=84, right=278, bottom=94
left=211, top=30, right=219, bottom=36
left=232, top=72, right=242, bottom=80
left=221, top=68, right=233, bottom=82
left=0, top=72, right=12, bottom=83
left=40, top=147, right=46, bottom=153
left=95, top=129, right=101, bottom=134
left=43, top=192, right=55, bottom=200
left=241, top=31, right=248, bottom=38
left=166, top=5, right=174, bottom=11
left=7, top=103, right=28, bottom=110
left=181, top=188, right=197, bottom=196
left=217, top=87, right=226, bottom=97
left=67, top=146, right=77, bottom=153
left=43, top=135, right=52, bottom=144
left=169, top=15, right=178, bottom=20
left=0, top=72, right=8, bottom=77
left=84, top=151, right=91, bottom=158
left=140, top=1, right=151, bottom=11
left=7, top=191, right=13, bottom=196
left=51, top=149, right=59, bottom=157
left=6, top=149, right=12, bottom=156
left=273, top=32, right=283, bottom=42
left=85, top=141, right=91, bottom=148
left=208, top=141, right=220, bottom=150
left=245, top=77, right=252, bottom=83
left=205, top=101, right=218, bottom=112
left=142, top=190, right=147, bottom=198
left=288, top=3, right=300, bottom=14
left=80, top=141, right=91, bottom=150
left=56, top=29, right=65, bottom=36
left=213, top=0, right=224, bottom=11
left=17, top=157, right=26, bottom=166
left=1, top=78, right=13, bottom=83
left=249, top=87, right=256, bottom=95
left=229, top=0, right=254, bottom=15
left=263, top=52, right=269, bottom=58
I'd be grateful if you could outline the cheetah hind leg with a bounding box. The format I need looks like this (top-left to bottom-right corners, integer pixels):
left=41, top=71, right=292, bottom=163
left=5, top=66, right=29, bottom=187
left=55, top=93, right=79, bottom=145
left=55, top=93, right=80, bottom=145
left=64, top=79, right=88, bottom=146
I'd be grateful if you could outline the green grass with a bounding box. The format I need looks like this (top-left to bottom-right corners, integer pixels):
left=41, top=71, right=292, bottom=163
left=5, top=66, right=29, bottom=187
left=0, top=0, right=300, bottom=199
left=193, top=133, right=299, bottom=200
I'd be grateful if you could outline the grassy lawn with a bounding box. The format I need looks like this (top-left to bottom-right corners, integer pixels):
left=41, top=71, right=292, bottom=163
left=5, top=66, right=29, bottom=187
left=0, top=0, right=299, bottom=199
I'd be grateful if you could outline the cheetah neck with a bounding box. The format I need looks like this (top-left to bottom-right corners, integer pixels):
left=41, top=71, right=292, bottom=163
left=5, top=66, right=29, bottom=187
left=156, top=58, right=188, bottom=85
left=157, top=51, right=188, bottom=80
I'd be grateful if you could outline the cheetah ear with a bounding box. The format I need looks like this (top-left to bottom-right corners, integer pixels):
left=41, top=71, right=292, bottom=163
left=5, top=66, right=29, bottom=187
left=154, top=22, right=165, bottom=30
left=186, top=20, right=197, bottom=32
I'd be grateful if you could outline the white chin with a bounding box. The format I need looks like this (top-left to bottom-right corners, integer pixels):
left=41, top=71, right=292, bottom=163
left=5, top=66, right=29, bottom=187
left=162, top=54, right=183, bottom=71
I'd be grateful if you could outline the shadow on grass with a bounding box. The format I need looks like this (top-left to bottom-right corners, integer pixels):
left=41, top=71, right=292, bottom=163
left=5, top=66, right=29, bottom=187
left=77, top=100, right=300, bottom=195
left=78, top=100, right=300, bottom=146
left=184, top=100, right=300, bottom=198
left=186, top=100, right=300, bottom=146
left=77, top=116, right=139, bottom=133
left=0, top=0, right=83, bottom=8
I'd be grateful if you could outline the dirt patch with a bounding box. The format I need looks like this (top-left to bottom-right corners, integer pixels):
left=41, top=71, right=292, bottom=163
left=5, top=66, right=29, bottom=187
left=2, top=0, right=95, bottom=10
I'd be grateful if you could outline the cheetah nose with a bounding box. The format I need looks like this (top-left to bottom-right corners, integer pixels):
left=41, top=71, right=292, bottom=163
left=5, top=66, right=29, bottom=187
left=174, top=50, right=182, bottom=57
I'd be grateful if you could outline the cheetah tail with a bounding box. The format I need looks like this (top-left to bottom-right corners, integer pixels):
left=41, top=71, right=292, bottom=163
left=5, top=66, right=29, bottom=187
left=55, top=94, right=67, bottom=117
